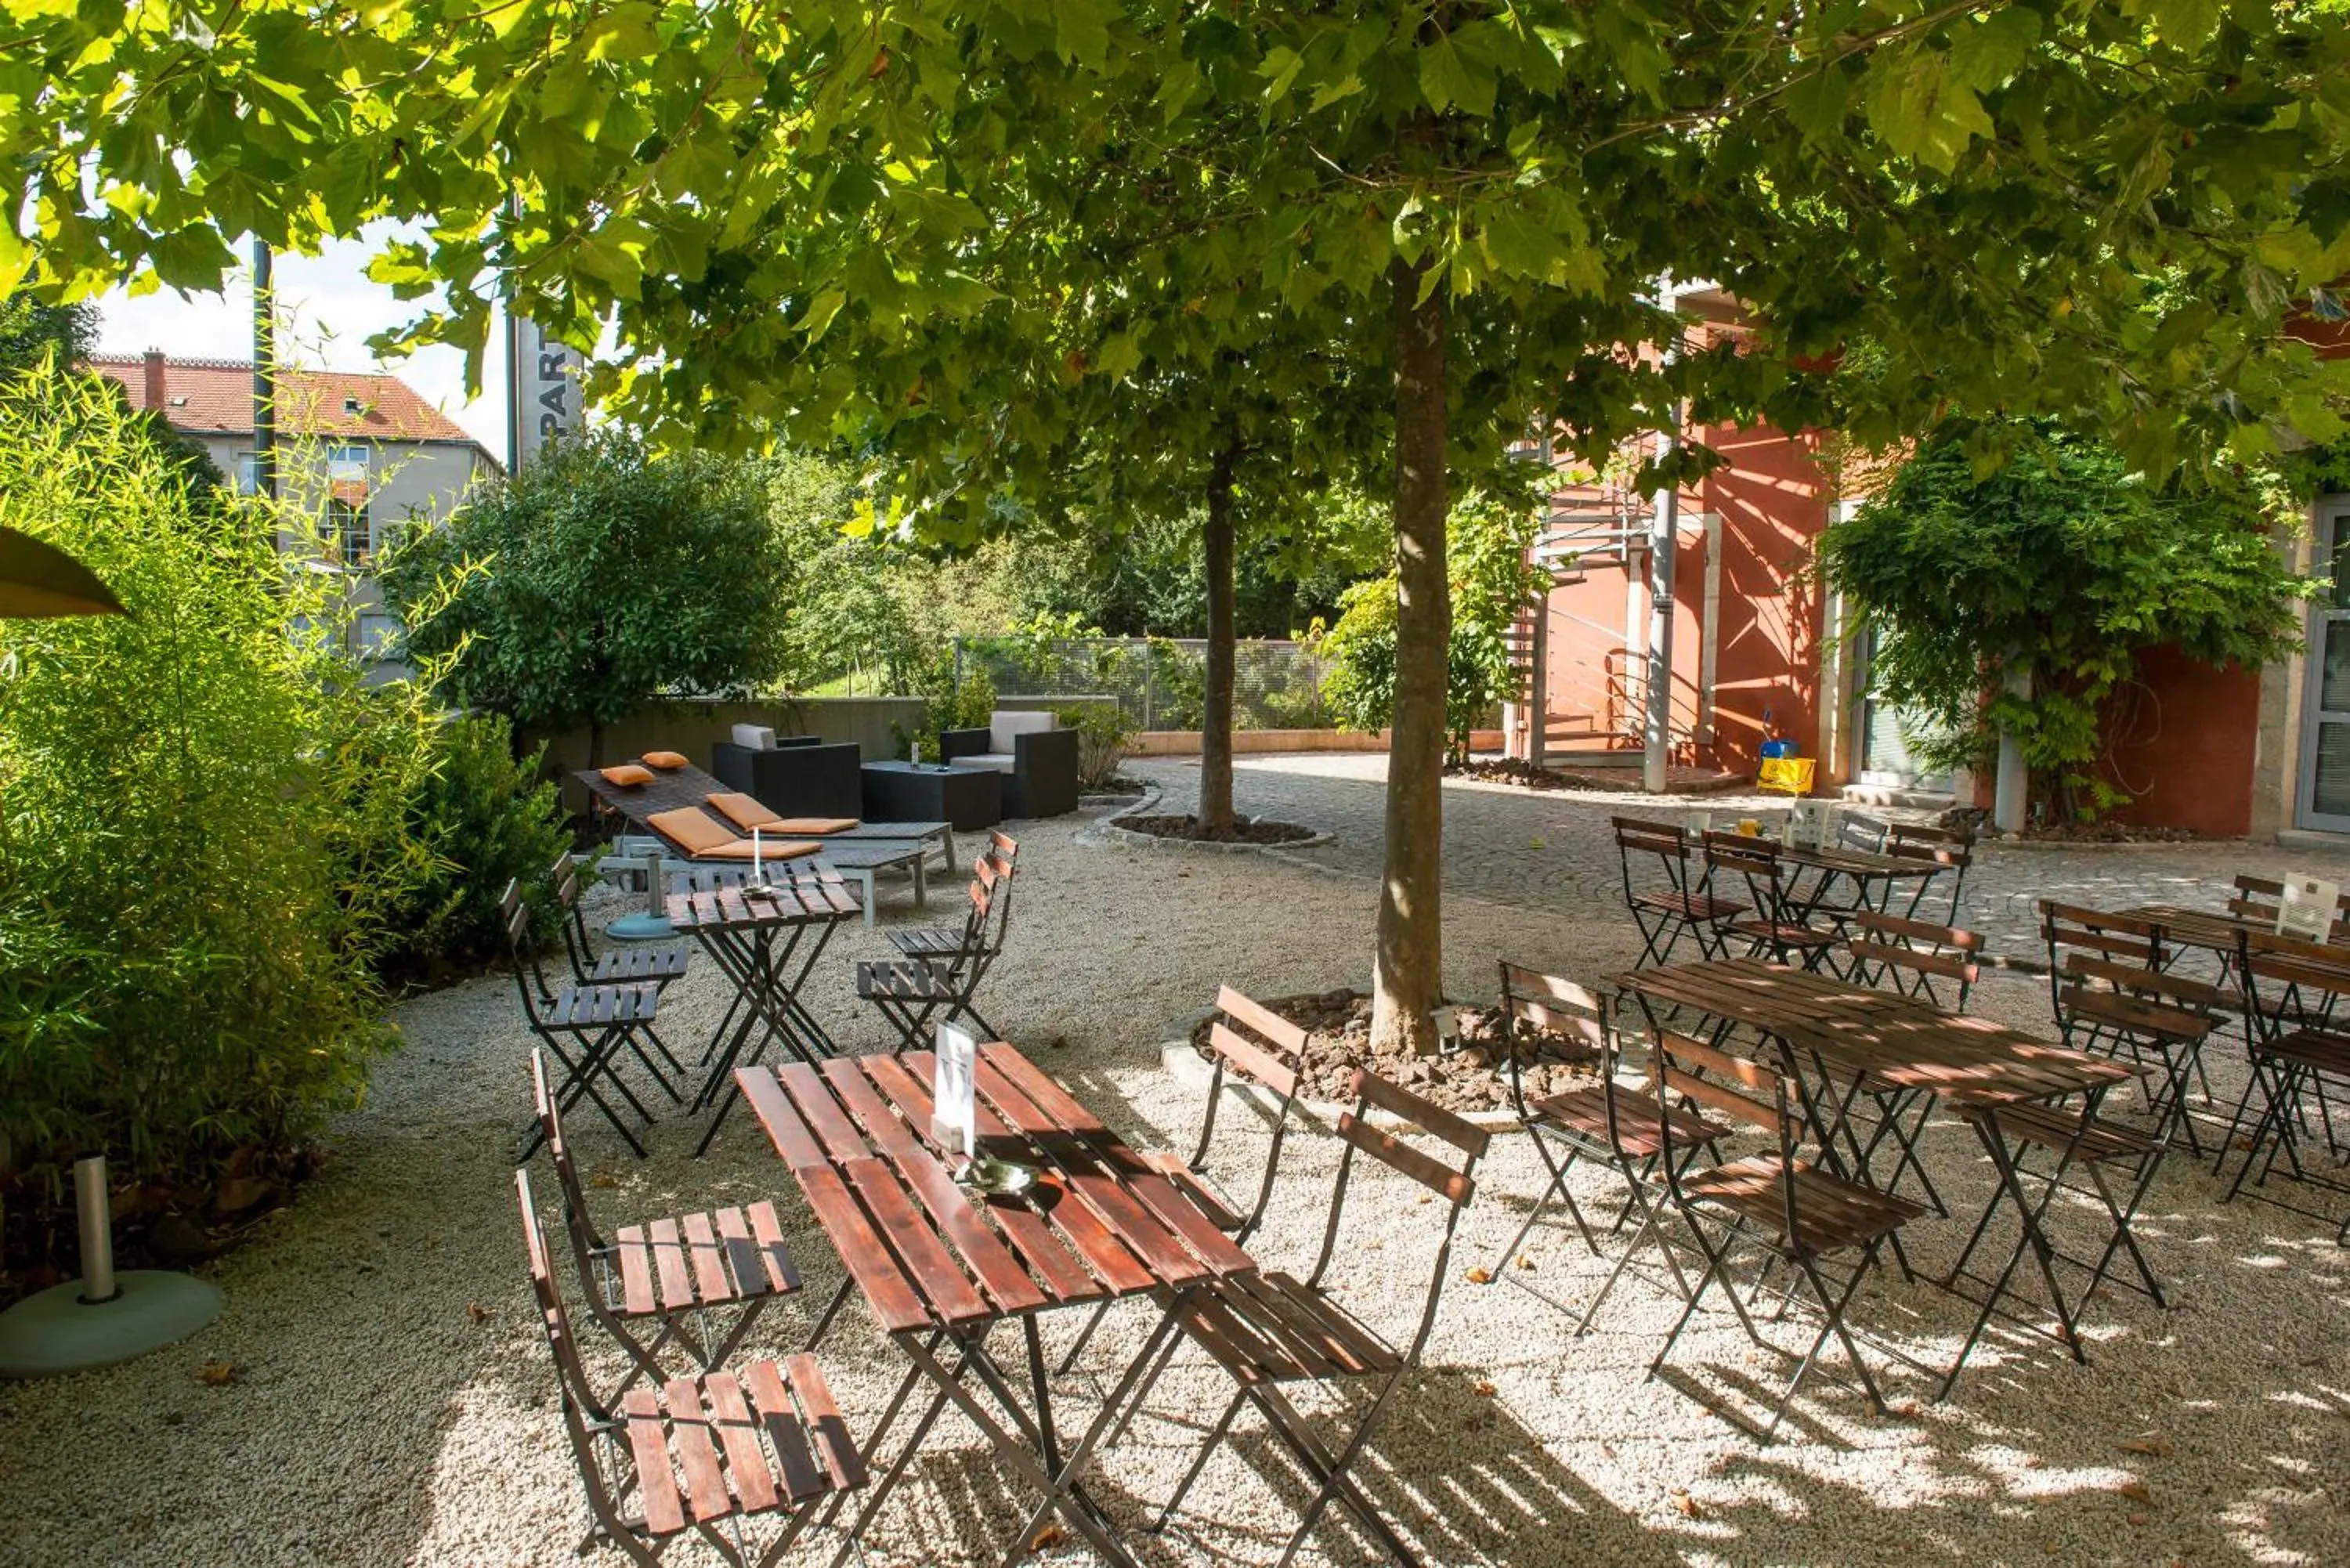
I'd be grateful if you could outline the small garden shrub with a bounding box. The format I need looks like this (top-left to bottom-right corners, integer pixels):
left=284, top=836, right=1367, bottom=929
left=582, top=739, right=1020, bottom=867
left=1056, top=703, right=1136, bottom=789
left=375, top=712, right=573, bottom=981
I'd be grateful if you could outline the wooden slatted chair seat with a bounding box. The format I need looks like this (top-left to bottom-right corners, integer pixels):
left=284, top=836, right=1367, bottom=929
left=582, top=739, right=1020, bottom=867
left=541, top=981, right=663, bottom=1030
left=1634, top=890, right=1744, bottom=919
left=1682, top=1154, right=1924, bottom=1255
left=2059, top=983, right=2214, bottom=1042
left=620, top=1358, right=866, bottom=1540
left=854, top=959, right=960, bottom=1003
left=2258, top=1025, right=2350, bottom=1075
left=516, top=1168, right=860, bottom=1567
left=1971, top=1101, right=2159, bottom=1164
left=1528, top=1082, right=1723, bottom=1160
left=1167, top=1270, right=1405, bottom=1388
left=598, top=1204, right=801, bottom=1322
left=533, top=1053, right=800, bottom=1403
left=1726, top=917, right=1837, bottom=948
left=590, top=944, right=692, bottom=986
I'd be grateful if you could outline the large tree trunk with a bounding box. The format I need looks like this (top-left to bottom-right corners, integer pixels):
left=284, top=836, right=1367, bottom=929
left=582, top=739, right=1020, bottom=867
left=1371, top=254, right=1449, bottom=1057
left=1198, top=438, right=1240, bottom=833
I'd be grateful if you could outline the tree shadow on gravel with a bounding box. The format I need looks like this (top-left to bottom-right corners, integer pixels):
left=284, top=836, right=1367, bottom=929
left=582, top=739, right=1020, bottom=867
left=1124, top=1367, right=1679, bottom=1566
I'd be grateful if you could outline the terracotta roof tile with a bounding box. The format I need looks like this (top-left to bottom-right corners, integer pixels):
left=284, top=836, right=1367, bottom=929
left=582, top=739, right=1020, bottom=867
left=89, top=354, right=483, bottom=447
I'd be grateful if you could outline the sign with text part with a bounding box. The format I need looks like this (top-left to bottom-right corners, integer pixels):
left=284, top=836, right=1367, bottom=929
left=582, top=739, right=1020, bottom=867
left=506, top=311, right=584, bottom=471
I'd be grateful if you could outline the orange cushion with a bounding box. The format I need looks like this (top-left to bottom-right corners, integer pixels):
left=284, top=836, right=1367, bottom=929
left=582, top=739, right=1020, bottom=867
left=772, top=817, right=858, bottom=836
left=647, top=807, right=736, bottom=856
left=696, top=837, right=821, bottom=862
left=642, top=750, right=689, bottom=770
left=708, top=791, right=787, bottom=833
left=599, top=763, right=655, bottom=787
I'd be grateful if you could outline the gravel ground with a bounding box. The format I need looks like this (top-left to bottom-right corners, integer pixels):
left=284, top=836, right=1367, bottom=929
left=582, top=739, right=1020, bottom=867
left=3, top=786, right=2347, bottom=1568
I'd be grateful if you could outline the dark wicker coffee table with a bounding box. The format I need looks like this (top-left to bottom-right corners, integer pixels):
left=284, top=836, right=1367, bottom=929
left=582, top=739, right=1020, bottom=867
left=862, top=760, right=1002, bottom=832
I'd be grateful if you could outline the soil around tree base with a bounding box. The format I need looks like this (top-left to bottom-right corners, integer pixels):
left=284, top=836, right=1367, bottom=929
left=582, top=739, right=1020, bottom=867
left=1116, top=813, right=1322, bottom=845
left=1190, top=988, right=1597, bottom=1116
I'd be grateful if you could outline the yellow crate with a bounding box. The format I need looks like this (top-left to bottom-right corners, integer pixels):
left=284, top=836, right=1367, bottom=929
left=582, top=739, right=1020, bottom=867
left=1757, top=756, right=1815, bottom=796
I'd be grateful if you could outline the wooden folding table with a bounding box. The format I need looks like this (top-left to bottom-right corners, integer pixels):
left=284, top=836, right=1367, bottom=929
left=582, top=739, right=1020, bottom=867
left=739, top=1043, right=1256, bottom=1568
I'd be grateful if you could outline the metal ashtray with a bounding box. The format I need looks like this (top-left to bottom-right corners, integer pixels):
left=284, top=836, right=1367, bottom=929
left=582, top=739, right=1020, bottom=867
left=955, top=1156, right=1039, bottom=1196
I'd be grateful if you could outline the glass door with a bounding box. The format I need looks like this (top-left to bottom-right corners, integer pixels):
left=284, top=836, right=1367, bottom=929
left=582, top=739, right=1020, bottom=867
left=2296, top=497, right=2350, bottom=831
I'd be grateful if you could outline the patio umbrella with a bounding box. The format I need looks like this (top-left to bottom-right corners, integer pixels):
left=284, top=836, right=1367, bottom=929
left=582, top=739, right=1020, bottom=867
left=0, top=524, right=125, bottom=618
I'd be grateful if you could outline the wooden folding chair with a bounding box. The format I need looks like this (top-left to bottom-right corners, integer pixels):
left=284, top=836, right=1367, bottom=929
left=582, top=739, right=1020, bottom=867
left=553, top=851, right=693, bottom=1085
left=1482, top=962, right=1723, bottom=1334
left=1147, top=1068, right=1487, bottom=1567
left=515, top=1170, right=864, bottom=1568
left=1936, top=1088, right=2168, bottom=1394
left=1884, top=823, right=1974, bottom=924
left=1829, top=913, right=1987, bottom=1216
left=1648, top=1031, right=1925, bottom=1439
left=507, top=879, right=665, bottom=1161
left=885, top=829, right=1018, bottom=968
left=1839, top=911, right=1982, bottom=1010
left=530, top=1051, right=802, bottom=1401
left=1065, top=986, right=1311, bottom=1400
left=2040, top=901, right=2232, bottom=1155
left=2222, top=928, right=2350, bottom=1241
left=1611, top=815, right=1744, bottom=966
left=855, top=851, right=1014, bottom=1053
left=1703, top=832, right=1838, bottom=970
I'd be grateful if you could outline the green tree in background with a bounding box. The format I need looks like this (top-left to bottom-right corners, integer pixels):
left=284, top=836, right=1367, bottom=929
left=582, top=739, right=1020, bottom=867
left=1820, top=427, right=2315, bottom=820
left=1318, top=491, right=1543, bottom=764
left=379, top=428, right=790, bottom=762
left=13, top=0, right=2349, bottom=1050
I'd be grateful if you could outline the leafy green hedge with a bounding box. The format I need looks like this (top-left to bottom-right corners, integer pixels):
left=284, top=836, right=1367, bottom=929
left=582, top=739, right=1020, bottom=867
left=0, top=368, right=566, bottom=1277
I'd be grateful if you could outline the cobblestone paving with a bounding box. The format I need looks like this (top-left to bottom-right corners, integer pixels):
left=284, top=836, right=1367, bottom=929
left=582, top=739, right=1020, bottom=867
left=1132, top=752, right=2350, bottom=959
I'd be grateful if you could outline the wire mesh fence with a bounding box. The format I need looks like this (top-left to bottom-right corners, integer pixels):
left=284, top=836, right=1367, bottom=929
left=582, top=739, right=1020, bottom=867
left=952, top=636, right=1335, bottom=731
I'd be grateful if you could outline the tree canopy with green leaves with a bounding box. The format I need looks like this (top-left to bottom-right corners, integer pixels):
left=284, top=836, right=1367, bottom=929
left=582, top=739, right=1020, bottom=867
left=378, top=427, right=790, bottom=760
left=1820, top=426, right=2312, bottom=818
left=12, top=0, right=2349, bottom=1046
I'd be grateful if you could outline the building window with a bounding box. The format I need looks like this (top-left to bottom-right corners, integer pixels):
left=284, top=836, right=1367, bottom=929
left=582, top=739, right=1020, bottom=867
left=233, top=452, right=261, bottom=493
left=357, top=612, right=403, bottom=661
left=327, top=443, right=369, bottom=481
left=327, top=497, right=371, bottom=567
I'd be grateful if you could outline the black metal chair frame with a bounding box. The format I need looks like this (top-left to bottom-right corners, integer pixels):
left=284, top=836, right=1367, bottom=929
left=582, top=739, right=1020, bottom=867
left=1062, top=985, right=1311, bottom=1417
left=1611, top=815, right=1742, bottom=966
left=1145, top=1068, right=1488, bottom=1568
left=532, top=1051, right=801, bottom=1402
left=554, top=851, right=692, bottom=1090
left=515, top=1170, right=863, bottom=1568
left=1932, top=1088, right=2168, bottom=1396
left=1483, top=960, right=1723, bottom=1335
left=2222, top=927, right=2350, bottom=1242
left=1701, top=832, right=1838, bottom=971
left=885, top=829, right=1019, bottom=971
left=1831, top=913, right=1987, bottom=1216
left=1647, top=1031, right=1926, bottom=1440
left=856, top=851, right=1014, bottom=1054
left=2039, top=901, right=2231, bottom=1157
left=1883, top=823, right=1975, bottom=925
left=507, top=880, right=663, bottom=1161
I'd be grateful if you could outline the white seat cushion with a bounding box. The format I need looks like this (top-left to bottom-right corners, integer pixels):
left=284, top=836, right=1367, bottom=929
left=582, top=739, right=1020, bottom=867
left=989, top=710, right=1057, bottom=753
left=960, top=752, right=1018, bottom=774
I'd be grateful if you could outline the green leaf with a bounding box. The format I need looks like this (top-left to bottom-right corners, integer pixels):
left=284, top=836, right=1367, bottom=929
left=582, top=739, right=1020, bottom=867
left=1419, top=31, right=1494, bottom=119
left=1056, top=0, right=1116, bottom=70
left=801, top=288, right=847, bottom=341
left=1947, top=9, right=2040, bottom=92
left=1784, top=65, right=1851, bottom=144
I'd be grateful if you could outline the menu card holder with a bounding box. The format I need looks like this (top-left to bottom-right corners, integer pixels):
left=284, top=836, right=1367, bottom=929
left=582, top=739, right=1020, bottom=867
left=2277, top=873, right=2340, bottom=944
left=931, top=1021, right=978, bottom=1156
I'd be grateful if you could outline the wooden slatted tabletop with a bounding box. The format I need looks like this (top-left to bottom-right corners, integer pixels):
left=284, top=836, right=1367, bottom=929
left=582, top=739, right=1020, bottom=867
left=738, top=1043, right=1254, bottom=1337
left=663, top=867, right=865, bottom=931
left=2120, top=902, right=2350, bottom=965
left=1610, top=957, right=2140, bottom=1107
left=1780, top=844, right=1944, bottom=882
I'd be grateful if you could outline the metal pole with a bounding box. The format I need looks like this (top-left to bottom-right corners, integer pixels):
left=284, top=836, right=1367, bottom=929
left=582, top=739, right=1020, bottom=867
left=251, top=237, right=277, bottom=500
left=1643, top=283, right=1680, bottom=795
left=74, top=1155, right=118, bottom=1305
